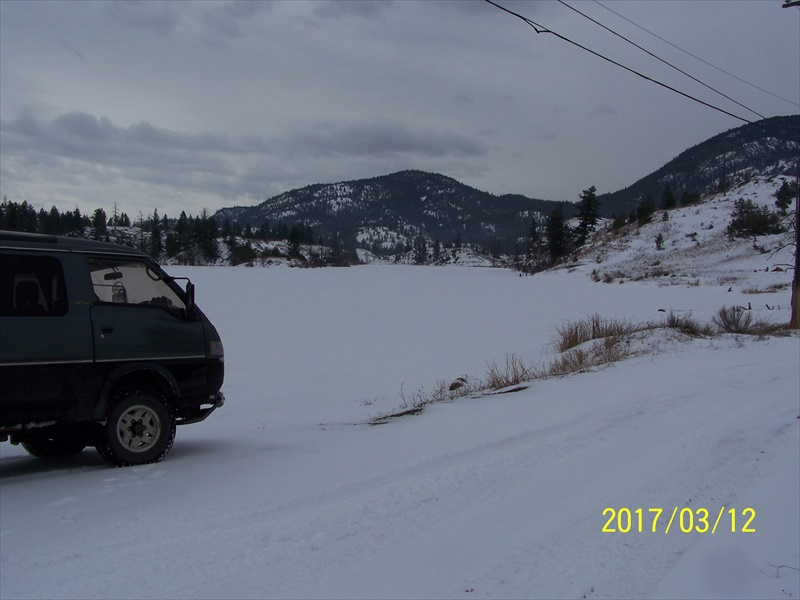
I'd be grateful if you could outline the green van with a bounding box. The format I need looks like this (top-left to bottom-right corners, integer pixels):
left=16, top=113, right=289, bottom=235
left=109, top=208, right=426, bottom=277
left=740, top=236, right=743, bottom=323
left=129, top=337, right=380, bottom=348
left=0, top=231, right=225, bottom=466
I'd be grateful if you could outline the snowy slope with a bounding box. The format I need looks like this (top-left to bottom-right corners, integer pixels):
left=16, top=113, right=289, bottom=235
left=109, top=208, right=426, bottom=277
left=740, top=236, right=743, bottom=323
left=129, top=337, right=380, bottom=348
left=573, top=175, right=795, bottom=291
left=1, top=187, right=798, bottom=599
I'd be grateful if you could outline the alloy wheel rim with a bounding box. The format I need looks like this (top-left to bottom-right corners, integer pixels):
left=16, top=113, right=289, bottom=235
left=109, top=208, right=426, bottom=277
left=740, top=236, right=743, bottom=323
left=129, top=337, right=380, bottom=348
left=116, top=404, right=161, bottom=452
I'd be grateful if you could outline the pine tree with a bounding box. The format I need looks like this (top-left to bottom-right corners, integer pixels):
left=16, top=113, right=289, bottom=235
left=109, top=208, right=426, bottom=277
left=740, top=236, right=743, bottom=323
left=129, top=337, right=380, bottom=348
left=0, top=199, right=37, bottom=232
left=775, top=180, right=797, bottom=215
left=660, top=185, right=677, bottom=210
left=545, top=204, right=570, bottom=262
left=173, top=212, right=189, bottom=253
left=725, top=199, right=785, bottom=238
left=148, top=209, right=163, bottom=258
left=680, top=191, right=701, bottom=207
left=575, top=185, right=600, bottom=246
left=111, top=202, right=119, bottom=232
left=135, top=211, right=147, bottom=251
left=92, top=208, right=108, bottom=240
left=196, top=208, right=219, bottom=262
left=636, top=195, right=656, bottom=225
left=288, top=225, right=301, bottom=257
left=414, top=235, right=427, bottom=265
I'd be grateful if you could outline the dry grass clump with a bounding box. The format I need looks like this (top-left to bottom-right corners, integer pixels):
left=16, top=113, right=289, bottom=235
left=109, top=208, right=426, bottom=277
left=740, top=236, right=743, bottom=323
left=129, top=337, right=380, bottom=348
left=547, top=332, right=629, bottom=378
left=373, top=307, right=792, bottom=424
left=487, top=323, right=634, bottom=389
left=381, top=375, right=483, bottom=420
left=485, top=354, right=540, bottom=389
left=553, top=313, right=639, bottom=353
left=665, top=312, right=715, bottom=337
left=712, top=306, right=788, bottom=336
left=742, top=282, right=789, bottom=294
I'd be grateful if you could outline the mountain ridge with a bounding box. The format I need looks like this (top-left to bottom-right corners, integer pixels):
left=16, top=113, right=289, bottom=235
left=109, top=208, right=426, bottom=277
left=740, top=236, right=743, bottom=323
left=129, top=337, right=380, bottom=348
left=216, top=116, right=798, bottom=252
left=596, top=114, right=799, bottom=217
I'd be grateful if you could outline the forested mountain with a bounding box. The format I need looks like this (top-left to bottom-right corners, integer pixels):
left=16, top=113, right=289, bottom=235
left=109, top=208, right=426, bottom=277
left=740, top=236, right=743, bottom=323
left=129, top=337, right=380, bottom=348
left=596, top=115, right=799, bottom=218
left=216, top=170, right=570, bottom=258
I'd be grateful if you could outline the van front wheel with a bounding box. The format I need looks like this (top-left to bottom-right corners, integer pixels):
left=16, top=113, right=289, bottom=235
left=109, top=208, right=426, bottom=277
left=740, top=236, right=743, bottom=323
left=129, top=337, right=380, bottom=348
left=97, top=388, right=176, bottom=467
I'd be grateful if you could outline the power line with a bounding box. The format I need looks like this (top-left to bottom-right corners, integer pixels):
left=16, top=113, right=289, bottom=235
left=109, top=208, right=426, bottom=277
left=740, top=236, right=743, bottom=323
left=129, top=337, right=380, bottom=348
left=593, top=0, right=800, bottom=109
left=482, top=0, right=753, bottom=124
left=556, top=0, right=766, bottom=120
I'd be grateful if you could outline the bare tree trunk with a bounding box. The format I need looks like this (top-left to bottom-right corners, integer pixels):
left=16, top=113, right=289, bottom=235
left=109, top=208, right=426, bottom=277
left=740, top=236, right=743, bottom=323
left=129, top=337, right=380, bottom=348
left=791, top=162, right=800, bottom=329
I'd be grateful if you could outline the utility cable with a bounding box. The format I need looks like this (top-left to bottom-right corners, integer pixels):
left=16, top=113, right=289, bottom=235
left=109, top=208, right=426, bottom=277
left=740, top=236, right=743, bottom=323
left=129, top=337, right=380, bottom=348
left=593, top=0, right=800, bottom=109
left=556, top=0, right=766, bottom=120
left=483, top=0, right=753, bottom=123
left=482, top=0, right=753, bottom=123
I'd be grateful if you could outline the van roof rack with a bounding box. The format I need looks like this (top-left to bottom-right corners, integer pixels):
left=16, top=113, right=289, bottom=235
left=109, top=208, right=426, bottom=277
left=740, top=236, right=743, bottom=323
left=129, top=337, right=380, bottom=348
left=0, top=230, right=143, bottom=256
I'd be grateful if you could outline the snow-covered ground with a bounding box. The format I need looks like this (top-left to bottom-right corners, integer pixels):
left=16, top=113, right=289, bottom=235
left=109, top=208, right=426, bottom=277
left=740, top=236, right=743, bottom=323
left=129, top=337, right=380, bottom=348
left=1, top=181, right=799, bottom=599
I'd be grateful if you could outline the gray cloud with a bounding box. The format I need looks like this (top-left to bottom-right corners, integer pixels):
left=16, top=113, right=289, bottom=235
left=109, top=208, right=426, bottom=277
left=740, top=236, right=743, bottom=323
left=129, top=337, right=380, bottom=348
left=58, top=39, right=85, bottom=61
left=106, top=0, right=180, bottom=36
left=313, top=0, right=395, bottom=20
left=200, top=1, right=273, bottom=44
left=588, top=104, right=618, bottom=118
left=288, top=121, right=489, bottom=160
left=4, top=113, right=230, bottom=159
left=0, top=113, right=265, bottom=202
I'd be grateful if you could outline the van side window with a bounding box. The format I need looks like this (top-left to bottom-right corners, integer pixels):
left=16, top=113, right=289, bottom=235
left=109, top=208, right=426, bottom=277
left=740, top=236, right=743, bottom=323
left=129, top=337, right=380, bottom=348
left=86, top=258, right=186, bottom=312
left=0, top=256, right=68, bottom=317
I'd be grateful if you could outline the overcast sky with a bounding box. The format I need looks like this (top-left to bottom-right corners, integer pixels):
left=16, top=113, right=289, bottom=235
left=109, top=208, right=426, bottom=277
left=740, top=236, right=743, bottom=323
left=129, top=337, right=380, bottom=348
left=1, top=0, right=798, bottom=219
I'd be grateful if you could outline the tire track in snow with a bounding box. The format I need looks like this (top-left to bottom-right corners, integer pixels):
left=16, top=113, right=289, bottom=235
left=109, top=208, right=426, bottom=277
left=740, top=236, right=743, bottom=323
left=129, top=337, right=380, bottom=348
left=2, top=345, right=796, bottom=599
left=271, top=348, right=797, bottom=598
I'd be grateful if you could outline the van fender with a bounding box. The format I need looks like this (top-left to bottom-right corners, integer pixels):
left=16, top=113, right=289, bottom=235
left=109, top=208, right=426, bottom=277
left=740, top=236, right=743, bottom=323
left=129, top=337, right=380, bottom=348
left=95, top=362, right=180, bottom=421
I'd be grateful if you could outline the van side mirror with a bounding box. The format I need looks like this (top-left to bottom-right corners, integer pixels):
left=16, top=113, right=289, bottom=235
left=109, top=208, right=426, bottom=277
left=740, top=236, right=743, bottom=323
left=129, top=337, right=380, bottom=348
left=185, top=281, right=195, bottom=313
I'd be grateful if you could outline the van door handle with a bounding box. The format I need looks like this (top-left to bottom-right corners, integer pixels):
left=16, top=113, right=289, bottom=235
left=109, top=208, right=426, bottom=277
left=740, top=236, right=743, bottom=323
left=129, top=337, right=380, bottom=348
left=101, top=325, right=115, bottom=334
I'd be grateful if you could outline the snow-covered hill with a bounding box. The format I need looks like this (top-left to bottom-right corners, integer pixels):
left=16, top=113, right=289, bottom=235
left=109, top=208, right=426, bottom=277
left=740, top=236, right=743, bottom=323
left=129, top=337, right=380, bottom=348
left=566, top=175, right=795, bottom=294
left=215, top=170, right=562, bottom=262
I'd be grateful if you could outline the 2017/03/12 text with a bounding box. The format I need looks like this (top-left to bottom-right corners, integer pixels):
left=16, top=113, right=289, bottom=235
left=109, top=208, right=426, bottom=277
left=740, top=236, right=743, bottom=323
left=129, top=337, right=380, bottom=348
left=602, top=507, right=756, bottom=534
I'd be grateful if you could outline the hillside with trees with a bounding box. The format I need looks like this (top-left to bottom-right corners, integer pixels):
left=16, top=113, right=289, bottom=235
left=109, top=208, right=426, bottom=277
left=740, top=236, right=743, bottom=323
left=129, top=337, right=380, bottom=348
left=596, top=114, right=798, bottom=218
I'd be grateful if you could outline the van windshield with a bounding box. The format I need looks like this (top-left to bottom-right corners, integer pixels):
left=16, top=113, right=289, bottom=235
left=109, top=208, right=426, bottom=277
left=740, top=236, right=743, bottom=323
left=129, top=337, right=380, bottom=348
left=87, top=258, right=186, bottom=312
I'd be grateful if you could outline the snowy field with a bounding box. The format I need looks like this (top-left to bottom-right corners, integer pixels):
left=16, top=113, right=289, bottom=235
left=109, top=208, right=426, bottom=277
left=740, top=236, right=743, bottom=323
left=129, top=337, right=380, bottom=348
left=1, top=256, right=799, bottom=598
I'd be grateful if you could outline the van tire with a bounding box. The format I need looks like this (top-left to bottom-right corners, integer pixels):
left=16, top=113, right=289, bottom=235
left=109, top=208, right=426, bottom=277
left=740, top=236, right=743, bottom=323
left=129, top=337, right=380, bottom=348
left=96, top=388, right=176, bottom=467
left=21, top=427, right=86, bottom=458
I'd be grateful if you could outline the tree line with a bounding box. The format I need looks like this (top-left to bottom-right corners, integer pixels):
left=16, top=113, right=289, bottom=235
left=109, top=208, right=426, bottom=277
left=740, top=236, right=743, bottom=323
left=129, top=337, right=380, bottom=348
left=11, top=177, right=784, bottom=271
left=519, top=185, right=601, bottom=272
left=0, top=198, right=94, bottom=237
left=518, top=184, right=710, bottom=273
left=0, top=198, right=222, bottom=263
left=0, top=197, right=358, bottom=266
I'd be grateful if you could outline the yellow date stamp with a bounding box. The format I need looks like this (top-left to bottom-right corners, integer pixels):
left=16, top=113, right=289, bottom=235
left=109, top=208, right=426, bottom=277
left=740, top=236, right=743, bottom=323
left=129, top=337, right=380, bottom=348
left=602, top=507, right=756, bottom=534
